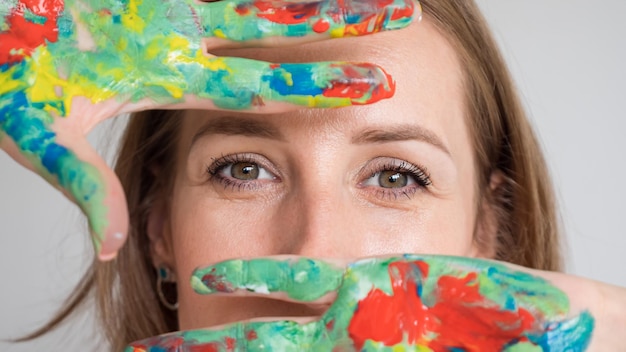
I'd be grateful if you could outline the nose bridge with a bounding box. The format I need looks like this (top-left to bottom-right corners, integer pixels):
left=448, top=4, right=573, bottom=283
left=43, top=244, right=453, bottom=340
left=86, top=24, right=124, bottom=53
left=282, top=180, right=360, bottom=258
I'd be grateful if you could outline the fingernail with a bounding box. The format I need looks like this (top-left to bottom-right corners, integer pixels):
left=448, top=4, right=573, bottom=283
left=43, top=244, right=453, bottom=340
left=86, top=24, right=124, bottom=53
left=321, top=63, right=396, bottom=105
left=191, top=259, right=244, bottom=295
left=97, top=232, right=125, bottom=261
left=266, top=62, right=395, bottom=107
left=98, top=251, right=117, bottom=261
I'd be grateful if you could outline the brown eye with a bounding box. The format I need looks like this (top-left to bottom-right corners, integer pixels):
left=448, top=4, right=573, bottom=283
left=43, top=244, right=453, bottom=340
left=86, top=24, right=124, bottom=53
left=378, top=171, right=408, bottom=188
left=231, top=162, right=260, bottom=180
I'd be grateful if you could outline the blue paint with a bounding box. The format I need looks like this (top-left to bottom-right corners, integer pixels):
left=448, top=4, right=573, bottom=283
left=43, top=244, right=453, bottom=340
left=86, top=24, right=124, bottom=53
left=531, top=311, right=595, bottom=352
left=265, top=64, right=324, bottom=97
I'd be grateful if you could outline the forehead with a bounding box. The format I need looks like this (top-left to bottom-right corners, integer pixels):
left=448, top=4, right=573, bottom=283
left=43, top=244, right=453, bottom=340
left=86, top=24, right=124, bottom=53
left=181, top=18, right=468, bottom=162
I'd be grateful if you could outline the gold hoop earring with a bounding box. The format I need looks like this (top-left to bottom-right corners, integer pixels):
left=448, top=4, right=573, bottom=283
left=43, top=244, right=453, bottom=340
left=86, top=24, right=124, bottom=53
left=157, top=265, right=178, bottom=311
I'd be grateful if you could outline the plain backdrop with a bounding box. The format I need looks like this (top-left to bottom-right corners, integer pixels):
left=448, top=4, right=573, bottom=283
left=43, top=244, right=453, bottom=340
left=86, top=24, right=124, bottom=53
left=1, top=1, right=625, bottom=350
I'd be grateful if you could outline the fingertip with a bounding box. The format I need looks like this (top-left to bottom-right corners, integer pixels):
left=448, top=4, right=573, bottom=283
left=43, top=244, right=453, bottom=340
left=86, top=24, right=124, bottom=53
left=415, top=0, right=424, bottom=23
left=97, top=231, right=126, bottom=261
left=98, top=251, right=118, bottom=262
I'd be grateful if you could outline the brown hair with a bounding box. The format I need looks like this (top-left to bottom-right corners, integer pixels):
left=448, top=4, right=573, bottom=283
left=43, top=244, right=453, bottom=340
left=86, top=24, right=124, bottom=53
left=23, top=1, right=561, bottom=350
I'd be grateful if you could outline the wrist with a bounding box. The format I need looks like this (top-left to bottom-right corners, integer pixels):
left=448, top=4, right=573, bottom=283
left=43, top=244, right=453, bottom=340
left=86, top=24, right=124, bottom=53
left=589, top=281, right=626, bottom=350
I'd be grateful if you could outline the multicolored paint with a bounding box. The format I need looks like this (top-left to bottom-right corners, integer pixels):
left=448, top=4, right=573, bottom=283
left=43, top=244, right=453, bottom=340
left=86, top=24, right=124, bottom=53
left=127, top=255, right=594, bottom=351
left=0, top=0, right=420, bottom=256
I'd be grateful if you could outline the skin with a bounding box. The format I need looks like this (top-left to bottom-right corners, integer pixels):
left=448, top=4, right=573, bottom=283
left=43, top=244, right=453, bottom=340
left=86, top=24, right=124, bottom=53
left=153, top=17, right=486, bottom=330
left=3, top=1, right=626, bottom=350
left=0, top=0, right=418, bottom=259
left=128, top=256, right=595, bottom=351
left=140, top=14, right=625, bottom=351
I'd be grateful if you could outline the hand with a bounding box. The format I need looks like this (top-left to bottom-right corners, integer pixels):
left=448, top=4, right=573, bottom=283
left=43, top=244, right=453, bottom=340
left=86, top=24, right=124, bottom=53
left=125, top=255, right=625, bottom=351
left=0, top=0, right=420, bottom=260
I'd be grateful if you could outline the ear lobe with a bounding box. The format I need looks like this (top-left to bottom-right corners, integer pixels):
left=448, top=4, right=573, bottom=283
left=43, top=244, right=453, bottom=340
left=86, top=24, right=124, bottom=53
left=147, top=196, right=175, bottom=268
left=472, top=170, right=506, bottom=259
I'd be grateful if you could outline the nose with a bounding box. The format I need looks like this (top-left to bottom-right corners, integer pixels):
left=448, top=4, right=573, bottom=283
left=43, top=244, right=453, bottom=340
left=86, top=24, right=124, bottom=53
left=276, top=181, right=369, bottom=258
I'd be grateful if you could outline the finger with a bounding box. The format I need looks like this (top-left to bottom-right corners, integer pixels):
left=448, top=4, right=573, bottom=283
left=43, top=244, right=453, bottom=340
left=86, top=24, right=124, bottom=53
left=1, top=0, right=401, bottom=121
left=343, top=254, right=580, bottom=317
left=169, top=58, right=398, bottom=110
left=191, top=257, right=345, bottom=302
left=111, top=56, right=398, bottom=115
left=0, top=102, right=128, bottom=261
left=195, top=0, right=421, bottom=48
left=125, top=318, right=338, bottom=351
left=340, top=255, right=596, bottom=350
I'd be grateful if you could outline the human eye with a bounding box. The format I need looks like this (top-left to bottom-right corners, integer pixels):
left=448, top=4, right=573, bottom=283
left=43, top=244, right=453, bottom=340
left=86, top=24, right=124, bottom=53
left=359, top=157, right=432, bottom=200
left=206, top=153, right=278, bottom=191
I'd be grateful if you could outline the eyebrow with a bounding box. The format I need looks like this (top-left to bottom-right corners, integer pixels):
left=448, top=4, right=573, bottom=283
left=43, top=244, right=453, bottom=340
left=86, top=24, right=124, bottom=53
left=351, top=124, right=451, bottom=156
left=191, top=116, right=285, bottom=146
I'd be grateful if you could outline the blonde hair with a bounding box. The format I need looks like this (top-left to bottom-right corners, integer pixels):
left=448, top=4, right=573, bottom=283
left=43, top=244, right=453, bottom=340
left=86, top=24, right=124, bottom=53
left=23, top=1, right=561, bottom=350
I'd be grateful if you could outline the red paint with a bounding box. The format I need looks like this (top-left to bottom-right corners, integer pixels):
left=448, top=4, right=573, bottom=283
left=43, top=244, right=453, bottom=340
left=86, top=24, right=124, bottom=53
left=131, top=336, right=233, bottom=352
left=201, top=269, right=236, bottom=293
left=372, top=0, right=415, bottom=21
left=188, top=342, right=221, bottom=352
left=269, top=63, right=280, bottom=69
left=132, top=336, right=187, bottom=352
left=348, top=261, right=539, bottom=350
left=326, top=319, right=335, bottom=331
left=246, top=330, right=258, bottom=341
left=391, top=1, right=415, bottom=21
left=312, top=19, right=330, bottom=33
left=0, top=0, right=64, bottom=65
left=253, top=1, right=321, bottom=25
left=235, top=4, right=250, bottom=16
left=224, top=337, right=236, bottom=350
left=322, top=64, right=395, bottom=105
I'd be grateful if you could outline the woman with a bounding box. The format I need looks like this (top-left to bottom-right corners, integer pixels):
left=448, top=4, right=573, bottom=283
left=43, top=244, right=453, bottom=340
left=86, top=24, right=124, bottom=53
left=1, top=0, right=624, bottom=350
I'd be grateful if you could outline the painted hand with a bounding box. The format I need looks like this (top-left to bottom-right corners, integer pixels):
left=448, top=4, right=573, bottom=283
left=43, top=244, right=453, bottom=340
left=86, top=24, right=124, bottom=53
left=127, top=255, right=595, bottom=351
left=0, top=0, right=420, bottom=260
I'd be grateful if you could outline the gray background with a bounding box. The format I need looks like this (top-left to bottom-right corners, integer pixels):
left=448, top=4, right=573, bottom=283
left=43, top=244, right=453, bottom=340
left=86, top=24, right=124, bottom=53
left=1, top=1, right=625, bottom=350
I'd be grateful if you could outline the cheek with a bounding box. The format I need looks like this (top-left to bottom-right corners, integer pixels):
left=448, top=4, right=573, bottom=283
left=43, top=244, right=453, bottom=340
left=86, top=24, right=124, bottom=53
left=169, top=195, right=278, bottom=281
left=363, top=202, right=476, bottom=257
left=167, top=178, right=478, bottom=329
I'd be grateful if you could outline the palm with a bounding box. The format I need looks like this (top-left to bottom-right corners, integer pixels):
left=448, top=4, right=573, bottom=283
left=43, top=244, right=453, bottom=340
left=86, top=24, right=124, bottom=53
left=0, top=0, right=418, bottom=257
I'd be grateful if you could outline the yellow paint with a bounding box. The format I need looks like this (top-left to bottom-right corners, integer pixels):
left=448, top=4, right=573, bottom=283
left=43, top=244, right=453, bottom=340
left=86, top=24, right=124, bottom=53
left=213, top=29, right=227, bottom=39
left=25, top=49, right=66, bottom=104
left=311, top=95, right=350, bottom=107
left=145, top=38, right=164, bottom=60
left=346, top=25, right=361, bottom=37
left=171, top=51, right=233, bottom=73
left=281, top=70, right=293, bottom=87
left=116, top=36, right=128, bottom=51
left=330, top=27, right=345, bottom=38
left=121, top=0, right=146, bottom=34
left=169, top=35, right=194, bottom=54
left=144, top=79, right=185, bottom=99
left=0, top=65, right=24, bottom=96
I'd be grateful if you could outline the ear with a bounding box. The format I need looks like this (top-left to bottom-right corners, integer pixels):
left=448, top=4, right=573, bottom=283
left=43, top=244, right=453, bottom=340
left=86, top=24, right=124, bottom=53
left=471, top=170, right=506, bottom=259
left=147, top=194, right=176, bottom=270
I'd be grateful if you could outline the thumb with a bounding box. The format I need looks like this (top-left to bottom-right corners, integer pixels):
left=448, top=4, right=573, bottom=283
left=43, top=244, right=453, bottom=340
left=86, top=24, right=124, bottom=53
left=1, top=110, right=128, bottom=260
left=51, top=123, right=129, bottom=261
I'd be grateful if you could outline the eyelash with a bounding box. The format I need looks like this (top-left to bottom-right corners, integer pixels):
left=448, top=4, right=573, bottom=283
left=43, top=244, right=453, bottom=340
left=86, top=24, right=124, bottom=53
left=205, top=154, right=432, bottom=200
left=359, top=159, right=432, bottom=200
left=206, top=153, right=277, bottom=192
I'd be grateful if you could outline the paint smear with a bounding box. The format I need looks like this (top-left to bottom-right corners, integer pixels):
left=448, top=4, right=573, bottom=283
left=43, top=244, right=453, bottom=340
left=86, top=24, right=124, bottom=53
left=132, top=256, right=594, bottom=351
left=0, top=0, right=416, bottom=253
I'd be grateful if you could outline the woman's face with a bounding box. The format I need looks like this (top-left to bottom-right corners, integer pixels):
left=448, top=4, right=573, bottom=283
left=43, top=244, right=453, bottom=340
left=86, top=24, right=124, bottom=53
left=155, top=19, right=490, bottom=329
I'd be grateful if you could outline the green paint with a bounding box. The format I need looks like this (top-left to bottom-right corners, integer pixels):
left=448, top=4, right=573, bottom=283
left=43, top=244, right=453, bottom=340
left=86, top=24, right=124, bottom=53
left=193, top=257, right=344, bottom=302
left=1, top=0, right=417, bottom=256
left=147, top=255, right=594, bottom=351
